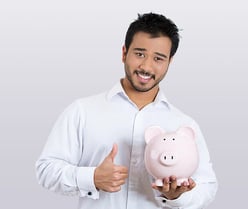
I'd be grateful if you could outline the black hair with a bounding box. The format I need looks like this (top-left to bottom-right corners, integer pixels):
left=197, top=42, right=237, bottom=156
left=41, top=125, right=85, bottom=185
left=124, top=12, right=180, bottom=58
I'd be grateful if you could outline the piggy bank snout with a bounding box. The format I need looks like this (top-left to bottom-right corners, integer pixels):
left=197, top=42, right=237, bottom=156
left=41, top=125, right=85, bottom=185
left=160, top=151, right=178, bottom=166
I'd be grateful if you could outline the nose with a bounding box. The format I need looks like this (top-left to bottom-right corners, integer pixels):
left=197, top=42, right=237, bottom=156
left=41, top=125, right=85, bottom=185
left=160, top=151, right=178, bottom=166
left=139, top=57, right=153, bottom=72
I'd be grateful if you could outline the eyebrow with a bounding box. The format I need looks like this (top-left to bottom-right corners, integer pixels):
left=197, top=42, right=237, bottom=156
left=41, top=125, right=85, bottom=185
left=133, top=48, right=168, bottom=59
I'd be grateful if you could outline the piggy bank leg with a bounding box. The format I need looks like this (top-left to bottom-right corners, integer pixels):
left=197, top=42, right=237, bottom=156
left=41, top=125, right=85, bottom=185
left=155, top=179, right=163, bottom=187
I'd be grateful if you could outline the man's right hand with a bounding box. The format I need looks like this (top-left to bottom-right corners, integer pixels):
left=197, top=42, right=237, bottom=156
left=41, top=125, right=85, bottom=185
left=94, top=143, right=128, bottom=192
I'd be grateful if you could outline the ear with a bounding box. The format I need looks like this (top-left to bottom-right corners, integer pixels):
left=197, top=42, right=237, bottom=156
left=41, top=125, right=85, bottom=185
left=177, top=127, right=195, bottom=140
left=145, top=126, right=165, bottom=144
left=122, top=45, right=127, bottom=62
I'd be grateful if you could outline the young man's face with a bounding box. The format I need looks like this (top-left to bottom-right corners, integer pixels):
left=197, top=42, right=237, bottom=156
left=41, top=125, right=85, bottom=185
left=122, top=32, right=172, bottom=93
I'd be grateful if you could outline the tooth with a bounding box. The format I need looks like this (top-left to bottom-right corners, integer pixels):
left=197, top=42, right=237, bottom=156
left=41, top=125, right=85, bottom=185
left=140, top=74, right=151, bottom=79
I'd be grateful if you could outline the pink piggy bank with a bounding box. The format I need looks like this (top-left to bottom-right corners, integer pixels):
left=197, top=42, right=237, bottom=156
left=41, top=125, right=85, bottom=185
left=144, top=126, right=199, bottom=186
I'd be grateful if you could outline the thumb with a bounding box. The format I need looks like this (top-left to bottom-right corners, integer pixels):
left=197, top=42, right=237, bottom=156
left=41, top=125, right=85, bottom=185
left=107, top=143, right=118, bottom=162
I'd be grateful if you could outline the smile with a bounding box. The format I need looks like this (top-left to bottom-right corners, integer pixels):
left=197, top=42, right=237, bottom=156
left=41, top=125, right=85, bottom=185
left=136, top=70, right=155, bottom=80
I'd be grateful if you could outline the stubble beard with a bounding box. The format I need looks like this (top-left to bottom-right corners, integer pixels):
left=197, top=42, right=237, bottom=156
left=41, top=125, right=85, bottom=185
left=125, top=70, right=162, bottom=93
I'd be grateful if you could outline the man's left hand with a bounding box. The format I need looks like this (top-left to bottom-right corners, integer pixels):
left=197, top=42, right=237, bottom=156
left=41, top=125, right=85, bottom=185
left=152, top=176, right=196, bottom=200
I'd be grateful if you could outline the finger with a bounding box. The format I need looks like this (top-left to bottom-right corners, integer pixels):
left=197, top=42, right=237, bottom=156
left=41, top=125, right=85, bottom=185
left=108, top=179, right=127, bottom=192
left=107, top=185, right=122, bottom=193
left=152, top=183, right=164, bottom=193
left=151, top=182, right=157, bottom=189
left=161, top=177, right=170, bottom=192
left=116, top=178, right=127, bottom=186
left=107, top=143, right=118, bottom=162
left=188, top=178, right=196, bottom=190
left=169, top=176, right=178, bottom=190
left=177, top=182, right=189, bottom=193
left=112, top=172, right=128, bottom=182
left=115, top=165, right=128, bottom=174
left=119, top=172, right=128, bottom=179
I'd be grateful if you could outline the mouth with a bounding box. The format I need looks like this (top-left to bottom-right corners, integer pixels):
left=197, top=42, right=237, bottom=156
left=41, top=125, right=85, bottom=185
left=135, top=70, right=155, bottom=81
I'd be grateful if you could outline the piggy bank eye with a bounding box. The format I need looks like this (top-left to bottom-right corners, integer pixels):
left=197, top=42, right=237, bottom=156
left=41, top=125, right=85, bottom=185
left=163, top=138, right=166, bottom=141
left=172, top=138, right=175, bottom=141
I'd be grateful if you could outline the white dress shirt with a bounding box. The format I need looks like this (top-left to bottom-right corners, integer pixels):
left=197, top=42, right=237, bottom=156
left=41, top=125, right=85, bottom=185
left=36, top=81, right=218, bottom=209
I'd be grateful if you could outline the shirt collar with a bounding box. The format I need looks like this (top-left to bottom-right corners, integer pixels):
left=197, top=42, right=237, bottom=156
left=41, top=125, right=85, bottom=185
left=107, top=80, right=170, bottom=109
left=153, top=89, right=170, bottom=107
left=106, top=80, right=127, bottom=100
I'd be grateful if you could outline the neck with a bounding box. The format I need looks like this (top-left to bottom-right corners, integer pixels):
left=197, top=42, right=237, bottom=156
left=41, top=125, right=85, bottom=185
left=121, top=78, right=159, bottom=110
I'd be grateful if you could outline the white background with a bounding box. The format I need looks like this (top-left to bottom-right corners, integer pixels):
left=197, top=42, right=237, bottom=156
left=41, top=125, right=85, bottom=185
left=0, top=0, right=247, bottom=208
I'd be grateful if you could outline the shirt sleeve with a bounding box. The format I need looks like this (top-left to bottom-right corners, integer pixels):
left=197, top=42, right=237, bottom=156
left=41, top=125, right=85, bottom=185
left=155, top=120, right=218, bottom=208
left=35, top=100, right=99, bottom=199
left=156, top=182, right=217, bottom=208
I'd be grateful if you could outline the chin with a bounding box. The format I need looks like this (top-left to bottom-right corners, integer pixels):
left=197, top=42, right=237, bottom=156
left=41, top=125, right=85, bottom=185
left=133, top=84, right=156, bottom=93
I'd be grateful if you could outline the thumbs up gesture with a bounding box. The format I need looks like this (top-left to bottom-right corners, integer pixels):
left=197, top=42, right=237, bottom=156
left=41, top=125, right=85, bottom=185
left=94, top=143, right=128, bottom=192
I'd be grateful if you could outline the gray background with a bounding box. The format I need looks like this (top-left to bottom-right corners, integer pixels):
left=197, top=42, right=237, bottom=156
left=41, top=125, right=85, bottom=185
left=0, top=0, right=247, bottom=208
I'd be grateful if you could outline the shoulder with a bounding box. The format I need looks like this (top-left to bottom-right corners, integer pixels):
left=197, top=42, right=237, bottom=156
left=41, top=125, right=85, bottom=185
left=63, top=91, right=108, bottom=113
left=75, top=91, right=108, bottom=108
left=168, top=101, right=193, bottom=119
left=166, top=101, right=200, bottom=128
left=54, top=92, right=107, bottom=124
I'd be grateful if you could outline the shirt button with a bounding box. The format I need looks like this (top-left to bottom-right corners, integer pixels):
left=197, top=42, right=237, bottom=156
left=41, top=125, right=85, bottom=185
left=88, top=192, right=92, bottom=196
left=132, top=159, right=138, bottom=165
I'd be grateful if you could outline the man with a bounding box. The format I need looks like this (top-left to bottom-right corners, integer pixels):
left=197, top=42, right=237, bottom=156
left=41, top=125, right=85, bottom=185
left=36, top=12, right=218, bottom=208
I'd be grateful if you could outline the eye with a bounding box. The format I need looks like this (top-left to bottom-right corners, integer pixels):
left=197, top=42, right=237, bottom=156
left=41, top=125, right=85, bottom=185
left=135, top=52, right=145, bottom=58
left=154, top=56, right=164, bottom=62
left=172, top=138, right=175, bottom=141
left=163, top=138, right=166, bottom=141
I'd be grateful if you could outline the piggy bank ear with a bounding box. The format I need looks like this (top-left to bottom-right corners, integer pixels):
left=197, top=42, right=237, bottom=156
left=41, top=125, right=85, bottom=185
left=177, top=127, right=195, bottom=139
left=145, top=126, right=165, bottom=144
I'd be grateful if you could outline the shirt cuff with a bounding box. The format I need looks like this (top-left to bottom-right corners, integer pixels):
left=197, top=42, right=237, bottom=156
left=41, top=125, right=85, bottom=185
left=76, top=166, right=99, bottom=199
left=156, top=191, right=193, bottom=208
